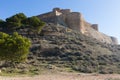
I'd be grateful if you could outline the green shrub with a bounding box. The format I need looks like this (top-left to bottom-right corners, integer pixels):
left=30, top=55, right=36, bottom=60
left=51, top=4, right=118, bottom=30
left=6, top=13, right=27, bottom=29
left=0, top=19, right=6, bottom=27
left=0, top=13, right=45, bottom=33
left=23, top=16, right=45, bottom=33
left=0, top=32, right=31, bottom=62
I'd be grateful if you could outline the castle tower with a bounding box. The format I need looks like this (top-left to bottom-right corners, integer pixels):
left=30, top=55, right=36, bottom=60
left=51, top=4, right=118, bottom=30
left=91, top=24, right=98, bottom=31
left=65, top=12, right=85, bottom=33
left=110, top=36, right=118, bottom=45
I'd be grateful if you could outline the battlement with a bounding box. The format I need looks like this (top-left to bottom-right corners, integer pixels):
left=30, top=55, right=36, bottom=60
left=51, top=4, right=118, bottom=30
left=37, top=8, right=118, bottom=44
left=53, top=7, right=71, bottom=15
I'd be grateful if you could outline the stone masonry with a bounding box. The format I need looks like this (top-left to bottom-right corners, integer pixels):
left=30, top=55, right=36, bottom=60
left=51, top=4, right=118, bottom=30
left=37, top=8, right=118, bottom=44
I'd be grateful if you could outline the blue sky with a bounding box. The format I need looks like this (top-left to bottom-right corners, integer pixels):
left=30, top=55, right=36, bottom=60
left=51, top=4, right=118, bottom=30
left=0, top=0, right=120, bottom=43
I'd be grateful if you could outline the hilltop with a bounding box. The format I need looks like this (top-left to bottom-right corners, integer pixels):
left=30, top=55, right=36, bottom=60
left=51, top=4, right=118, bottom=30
left=37, top=8, right=118, bottom=45
left=0, top=8, right=120, bottom=75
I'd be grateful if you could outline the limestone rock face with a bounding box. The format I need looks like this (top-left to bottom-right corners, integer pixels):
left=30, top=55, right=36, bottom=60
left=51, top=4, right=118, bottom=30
left=37, top=8, right=118, bottom=45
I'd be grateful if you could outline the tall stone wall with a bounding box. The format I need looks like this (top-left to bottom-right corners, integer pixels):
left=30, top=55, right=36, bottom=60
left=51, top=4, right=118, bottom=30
left=60, top=9, right=71, bottom=14
left=65, top=12, right=81, bottom=32
left=37, top=12, right=57, bottom=24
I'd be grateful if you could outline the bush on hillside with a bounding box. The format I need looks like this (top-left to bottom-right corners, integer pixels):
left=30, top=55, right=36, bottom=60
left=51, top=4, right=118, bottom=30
left=6, top=13, right=27, bottom=30
left=0, top=32, right=31, bottom=63
left=0, top=19, right=6, bottom=28
left=0, top=13, right=45, bottom=33
left=23, top=16, right=45, bottom=33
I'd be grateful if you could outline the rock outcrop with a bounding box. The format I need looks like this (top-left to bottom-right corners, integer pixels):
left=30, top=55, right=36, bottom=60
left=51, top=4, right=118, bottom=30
left=37, top=8, right=118, bottom=45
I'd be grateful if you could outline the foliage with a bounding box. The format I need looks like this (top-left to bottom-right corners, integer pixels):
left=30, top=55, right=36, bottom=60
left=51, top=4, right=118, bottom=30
left=6, top=13, right=27, bottom=22
left=0, top=19, right=6, bottom=27
left=23, top=16, right=45, bottom=33
left=0, top=19, right=4, bottom=22
left=0, top=32, right=31, bottom=62
left=0, top=13, right=45, bottom=33
left=5, top=13, right=27, bottom=29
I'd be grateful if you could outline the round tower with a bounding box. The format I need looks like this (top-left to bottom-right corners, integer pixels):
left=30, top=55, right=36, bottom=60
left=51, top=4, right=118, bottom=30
left=110, top=36, right=118, bottom=45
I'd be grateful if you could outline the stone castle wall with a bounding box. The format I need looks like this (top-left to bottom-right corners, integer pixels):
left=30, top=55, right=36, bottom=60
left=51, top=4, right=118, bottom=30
left=38, top=12, right=56, bottom=23
left=37, top=8, right=118, bottom=45
left=38, top=8, right=86, bottom=33
left=65, top=12, right=81, bottom=31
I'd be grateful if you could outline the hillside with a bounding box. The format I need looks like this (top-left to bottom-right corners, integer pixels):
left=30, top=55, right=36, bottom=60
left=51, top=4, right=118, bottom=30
left=30, top=23, right=120, bottom=74
left=1, top=23, right=120, bottom=75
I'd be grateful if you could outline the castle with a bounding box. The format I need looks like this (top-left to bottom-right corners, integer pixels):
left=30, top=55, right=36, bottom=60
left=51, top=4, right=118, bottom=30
left=37, top=8, right=118, bottom=45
